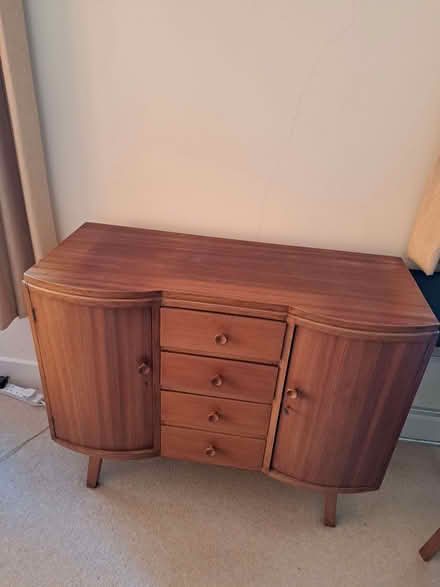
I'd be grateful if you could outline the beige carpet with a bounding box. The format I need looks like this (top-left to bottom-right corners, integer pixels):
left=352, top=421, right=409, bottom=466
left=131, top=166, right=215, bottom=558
left=0, top=395, right=48, bottom=460
left=0, top=398, right=439, bottom=587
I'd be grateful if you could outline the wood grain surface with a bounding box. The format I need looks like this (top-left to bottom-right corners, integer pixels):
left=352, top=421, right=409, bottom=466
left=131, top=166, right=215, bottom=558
left=161, top=390, right=271, bottom=438
left=271, top=325, right=437, bottom=490
left=22, top=222, right=439, bottom=507
left=161, top=351, right=277, bottom=403
left=28, top=287, right=157, bottom=452
left=161, top=425, right=265, bottom=470
left=24, top=222, right=438, bottom=334
left=160, top=307, right=285, bottom=362
left=419, top=527, right=440, bottom=561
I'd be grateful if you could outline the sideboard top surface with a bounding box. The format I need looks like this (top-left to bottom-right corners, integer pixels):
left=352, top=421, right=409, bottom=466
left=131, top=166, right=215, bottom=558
left=24, top=222, right=438, bottom=333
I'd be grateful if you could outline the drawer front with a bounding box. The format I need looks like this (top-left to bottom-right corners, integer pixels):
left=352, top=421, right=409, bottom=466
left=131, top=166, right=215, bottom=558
left=160, top=308, right=286, bottom=362
left=161, top=390, right=271, bottom=438
left=161, top=425, right=265, bottom=470
left=161, top=352, right=277, bottom=404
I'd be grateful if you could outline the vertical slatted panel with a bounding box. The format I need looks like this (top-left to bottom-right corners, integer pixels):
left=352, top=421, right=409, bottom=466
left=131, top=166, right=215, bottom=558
left=272, top=326, right=435, bottom=489
left=31, top=290, right=154, bottom=451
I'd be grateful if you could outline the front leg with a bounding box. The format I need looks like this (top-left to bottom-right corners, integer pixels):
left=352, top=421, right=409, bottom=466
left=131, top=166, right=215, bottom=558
left=420, top=528, right=440, bottom=561
left=323, top=493, right=338, bottom=527
left=86, top=456, right=103, bottom=488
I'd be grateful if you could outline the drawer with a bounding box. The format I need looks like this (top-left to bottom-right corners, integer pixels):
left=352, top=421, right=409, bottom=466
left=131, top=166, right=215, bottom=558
left=160, top=308, right=285, bottom=362
left=161, top=425, right=265, bottom=470
left=161, top=390, right=271, bottom=438
left=161, top=352, right=277, bottom=403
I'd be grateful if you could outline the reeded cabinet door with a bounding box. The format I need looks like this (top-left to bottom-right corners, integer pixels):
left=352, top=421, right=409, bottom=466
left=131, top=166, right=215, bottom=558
left=29, top=288, right=156, bottom=453
left=271, top=325, right=434, bottom=490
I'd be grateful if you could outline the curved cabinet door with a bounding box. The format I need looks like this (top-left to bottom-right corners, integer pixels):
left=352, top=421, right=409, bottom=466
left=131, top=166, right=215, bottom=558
left=29, top=288, right=158, bottom=454
left=271, top=324, right=435, bottom=491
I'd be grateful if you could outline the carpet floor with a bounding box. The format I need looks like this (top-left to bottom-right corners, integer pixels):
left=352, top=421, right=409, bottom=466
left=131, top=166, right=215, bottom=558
left=1, top=396, right=439, bottom=587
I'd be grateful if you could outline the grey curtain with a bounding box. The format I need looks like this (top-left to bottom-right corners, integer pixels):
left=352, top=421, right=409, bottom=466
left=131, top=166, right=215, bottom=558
left=0, top=61, right=35, bottom=329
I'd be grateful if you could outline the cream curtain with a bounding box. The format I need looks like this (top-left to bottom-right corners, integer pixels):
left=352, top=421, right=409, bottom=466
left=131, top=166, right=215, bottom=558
left=407, top=157, right=440, bottom=275
left=0, top=62, right=34, bottom=329
left=0, top=0, right=57, bottom=330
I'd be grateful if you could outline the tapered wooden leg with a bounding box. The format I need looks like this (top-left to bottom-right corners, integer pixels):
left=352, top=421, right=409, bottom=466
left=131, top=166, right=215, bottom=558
left=86, top=456, right=103, bottom=488
left=323, top=493, right=337, bottom=527
left=419, top=528, right=440, bottom=561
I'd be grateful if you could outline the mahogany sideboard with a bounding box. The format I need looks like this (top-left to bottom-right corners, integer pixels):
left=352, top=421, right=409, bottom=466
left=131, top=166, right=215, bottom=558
left=23, top=222, right=439, bottom=527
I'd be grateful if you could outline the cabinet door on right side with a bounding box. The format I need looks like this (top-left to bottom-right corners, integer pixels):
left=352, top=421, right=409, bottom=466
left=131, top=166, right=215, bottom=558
left=271, top=325, right=434, bottom=491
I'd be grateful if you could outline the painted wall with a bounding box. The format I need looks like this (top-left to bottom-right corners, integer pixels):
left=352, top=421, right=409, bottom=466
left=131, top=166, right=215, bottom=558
left=0, top=317, right=35, bottom=361
left=0, top=317, right=39, bottom=387
left=22, top=0, right=440, bottom=254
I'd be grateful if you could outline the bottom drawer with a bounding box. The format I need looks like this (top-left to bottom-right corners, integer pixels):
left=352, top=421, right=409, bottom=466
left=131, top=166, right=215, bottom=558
left=161, top=426, right=265, bottom=470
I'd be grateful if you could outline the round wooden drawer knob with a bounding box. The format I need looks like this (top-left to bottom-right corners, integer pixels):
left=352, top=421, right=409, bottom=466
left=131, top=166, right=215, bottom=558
left=211, top=374, right=223, bottom=387
left=215, top=333, right=228, bottom=345
left=137, top=361, right=151, bottom=376
left=208, top=411, right=221, bottom=423
left=205, top=445, right=216, bottom=457
left=286, top=388, right=299, bottom=399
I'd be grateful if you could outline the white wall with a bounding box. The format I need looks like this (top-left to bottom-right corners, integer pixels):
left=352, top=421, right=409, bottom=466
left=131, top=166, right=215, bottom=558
left=0, top=317, right=35, bottom=360
left=22, top=0, right=440, bottom=254
left=0, top=318, right=39, bottom=387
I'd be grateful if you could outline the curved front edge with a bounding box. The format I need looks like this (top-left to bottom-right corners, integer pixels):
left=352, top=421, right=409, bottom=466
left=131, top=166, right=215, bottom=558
left=264, top=316, right=438, bottom=494
left=23, top=283, right=161, bottom=459
left=267, top=470, right=378, bottom=494
left=55, top=438, right=160, bottom=460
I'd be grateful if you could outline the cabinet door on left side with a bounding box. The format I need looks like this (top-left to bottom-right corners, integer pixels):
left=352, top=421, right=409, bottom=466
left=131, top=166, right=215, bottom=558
left=29, top=289, right=156, bottom=453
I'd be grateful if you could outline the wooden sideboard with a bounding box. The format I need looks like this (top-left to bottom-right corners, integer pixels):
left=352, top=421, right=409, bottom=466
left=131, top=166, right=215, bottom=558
left=23, top=223, right=439, bottom=527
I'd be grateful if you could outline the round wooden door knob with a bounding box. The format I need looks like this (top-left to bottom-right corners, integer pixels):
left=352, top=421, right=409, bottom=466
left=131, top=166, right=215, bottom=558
left=286, top=388, right=299, bottom=399
left=208, top=411, right=221, bottom=423
left=205, top=445, right=216, bottom=457
left=211, top=374, right=223, bottom=387
left=215, top=333, right=228, bottom=345
left=137, top=361, right=151, bottom=376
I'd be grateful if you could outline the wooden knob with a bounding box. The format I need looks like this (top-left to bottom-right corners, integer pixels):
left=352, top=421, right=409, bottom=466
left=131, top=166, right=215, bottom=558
left=286, top=388, right=299, bottom=399
left=283, top=406, right=291, bottom=415
left=208, top=411, right=221, bottom=423
left=205, top=445, right=216, bottom=457
left=215, top=333, right=228, bottom=345
left=137, top=361, right=151, bottom=376
left=211, top=374, right=223, bottom=387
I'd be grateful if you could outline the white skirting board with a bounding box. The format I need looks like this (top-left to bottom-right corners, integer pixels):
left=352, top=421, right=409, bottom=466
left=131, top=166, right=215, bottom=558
left=401, top=407, right=440, bottom=444
left=0, top=356, right=41, bottom=390
left=402, top=351, right=440, bottom=444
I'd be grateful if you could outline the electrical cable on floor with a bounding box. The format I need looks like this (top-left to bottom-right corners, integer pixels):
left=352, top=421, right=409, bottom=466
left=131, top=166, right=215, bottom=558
left=0, top=425, right=49, bottom=464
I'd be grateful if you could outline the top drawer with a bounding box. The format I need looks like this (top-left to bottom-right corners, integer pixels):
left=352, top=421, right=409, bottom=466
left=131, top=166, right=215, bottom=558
left=160, top=308, right=285, bottom=362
